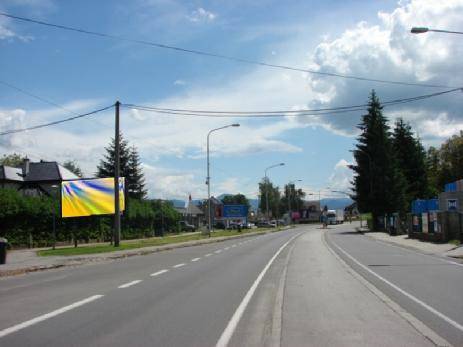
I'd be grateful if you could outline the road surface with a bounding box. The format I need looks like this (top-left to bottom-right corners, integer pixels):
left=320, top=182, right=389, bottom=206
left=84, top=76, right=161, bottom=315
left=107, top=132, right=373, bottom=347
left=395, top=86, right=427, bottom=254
left=0, top=223, right=457, bottom=346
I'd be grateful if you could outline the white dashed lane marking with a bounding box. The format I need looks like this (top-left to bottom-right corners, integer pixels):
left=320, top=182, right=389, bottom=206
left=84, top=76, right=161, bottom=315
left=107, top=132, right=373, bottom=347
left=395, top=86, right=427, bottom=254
left=205, top=253, right=213, bottom=257
left=214, top=250, right=222, bottom=254
left=173, top=263, right=186, bottom=268
left=150, top=269, right=169, bottom=277
left=191, top=258, right=201, bottom=262
left=118, top=280, right=143, bottom=289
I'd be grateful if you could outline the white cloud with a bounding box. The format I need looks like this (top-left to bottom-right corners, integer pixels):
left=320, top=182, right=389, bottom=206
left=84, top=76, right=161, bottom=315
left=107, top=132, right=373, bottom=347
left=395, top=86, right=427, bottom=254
left=300, top=0, right=463, bottom=142
left=327, top=158, right=353, bottom=193
left=187, top=7, right=216, bottom=23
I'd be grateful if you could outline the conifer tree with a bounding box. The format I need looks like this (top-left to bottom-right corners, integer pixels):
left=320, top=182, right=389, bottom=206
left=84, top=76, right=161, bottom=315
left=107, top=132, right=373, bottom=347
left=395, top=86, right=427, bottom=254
left=392, top=118, right=429, bottom=206
left=96, top=133, right=146, bottom=200
left=350, top=90, right=406, bottom=228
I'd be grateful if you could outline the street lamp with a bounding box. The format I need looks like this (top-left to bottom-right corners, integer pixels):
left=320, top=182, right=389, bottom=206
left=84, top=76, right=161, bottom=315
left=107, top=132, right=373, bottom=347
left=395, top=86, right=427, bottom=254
left=287, top=179, right=302, bottom=224
left=264, top=163, right=285, bottom=221
left=411, top=27, right=463, bottom=35
left=206, top=123, right=240, bottom=236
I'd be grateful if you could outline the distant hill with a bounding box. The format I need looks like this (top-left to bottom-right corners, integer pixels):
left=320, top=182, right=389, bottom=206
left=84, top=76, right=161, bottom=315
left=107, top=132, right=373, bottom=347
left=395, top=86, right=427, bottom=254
left=320, top=198, right=353, bottom=210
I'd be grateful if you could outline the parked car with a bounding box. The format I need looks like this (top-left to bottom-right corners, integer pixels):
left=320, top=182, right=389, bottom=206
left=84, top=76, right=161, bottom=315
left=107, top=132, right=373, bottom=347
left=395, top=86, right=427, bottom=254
left=227, top=222, right=244, bottom=230
left=246, top=222, right=255, bottom=229
left=256, top=220, right=277, bottom=228
left=213, top=221, right=226, bottom=229
left=178, top=221, right=196, bottom=232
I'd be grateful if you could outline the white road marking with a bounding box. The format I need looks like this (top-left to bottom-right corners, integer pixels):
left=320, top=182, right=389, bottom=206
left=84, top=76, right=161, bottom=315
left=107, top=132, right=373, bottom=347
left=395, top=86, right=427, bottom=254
left=0, top=295, right=104, bottom=338
left=173, top=263, right=186, bottom=268
left=205, top=253, right=213, bottom=257
left=231, top=244, right=237, bottom=248
left=150, top=269, right=169, bottom=277
left=224, top=247, right=230, bottom=250
left=216, top=233, right=301, bottom=347
left=191, top=257, right=201, bottom=262
left=330, top=239, right=463, bottom=333
left=214, top=250, right=222, bottom=254
left=118, top=280, right=143, bottom=288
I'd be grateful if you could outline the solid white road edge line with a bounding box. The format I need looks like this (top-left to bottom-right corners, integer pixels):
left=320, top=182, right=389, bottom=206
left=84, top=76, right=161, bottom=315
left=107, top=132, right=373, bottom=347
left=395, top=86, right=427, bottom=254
left=150, top=269, right=169, bottom=277
left=191, top=258, right=201, bottom=262
left=0, top=295, right=104, bottom=338
left=173, top=263, right=186, bottom=268
left=216, top=232, right=302, bottom=347
left=330, top=239, right=463, bottom=333
left=118, top=280, right=143, bottom=289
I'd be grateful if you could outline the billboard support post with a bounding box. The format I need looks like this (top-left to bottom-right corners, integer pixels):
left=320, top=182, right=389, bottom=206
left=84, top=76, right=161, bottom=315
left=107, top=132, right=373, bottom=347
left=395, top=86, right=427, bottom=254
left=114, top=101, right=121, bottom=247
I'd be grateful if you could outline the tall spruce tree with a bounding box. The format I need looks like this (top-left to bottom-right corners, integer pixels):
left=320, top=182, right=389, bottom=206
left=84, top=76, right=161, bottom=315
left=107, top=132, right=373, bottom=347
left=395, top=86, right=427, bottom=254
left=96, top=133, right=146, bottom=200
left=350, top=90, right=406, bottom=228
left=127, top=145, right=147, bottom=199
left=392, top=118, right=429, bottom=206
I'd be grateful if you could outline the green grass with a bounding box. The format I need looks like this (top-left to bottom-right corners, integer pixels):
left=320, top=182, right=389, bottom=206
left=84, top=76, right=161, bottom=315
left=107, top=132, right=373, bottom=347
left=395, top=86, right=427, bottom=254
left=37, top=227, right=277, bottom=257
left=449, top=239, right=461, bottom=246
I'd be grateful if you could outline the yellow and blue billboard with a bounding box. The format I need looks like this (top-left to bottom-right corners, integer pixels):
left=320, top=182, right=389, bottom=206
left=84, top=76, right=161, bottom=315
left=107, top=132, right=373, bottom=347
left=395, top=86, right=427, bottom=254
left=61, top=177, right=125, bottom=218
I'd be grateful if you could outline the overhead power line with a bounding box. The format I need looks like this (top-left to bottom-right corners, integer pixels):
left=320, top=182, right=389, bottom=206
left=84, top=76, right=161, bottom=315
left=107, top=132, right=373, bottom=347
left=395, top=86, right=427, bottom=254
left=0, top=11, right=455, bottom=89
left=122, top=88, right=462, bottom=118
left=1, top=87, right=460, bottom=136
left=0, top=104, right=114, bottom=136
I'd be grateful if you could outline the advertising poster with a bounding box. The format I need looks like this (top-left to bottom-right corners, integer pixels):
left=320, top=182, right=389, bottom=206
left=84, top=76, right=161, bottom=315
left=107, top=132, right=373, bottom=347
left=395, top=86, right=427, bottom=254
left=61, top=177, right=125, bottom=218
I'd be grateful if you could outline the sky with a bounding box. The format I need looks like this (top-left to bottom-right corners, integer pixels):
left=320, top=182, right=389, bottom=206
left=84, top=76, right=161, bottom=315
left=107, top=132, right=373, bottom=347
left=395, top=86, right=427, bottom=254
left=1, top=0, right=462, bottom=201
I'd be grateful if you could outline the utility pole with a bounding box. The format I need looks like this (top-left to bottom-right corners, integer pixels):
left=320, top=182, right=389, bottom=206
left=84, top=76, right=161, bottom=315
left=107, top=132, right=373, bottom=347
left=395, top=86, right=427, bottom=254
left=114, top=101, right=121, bottom=247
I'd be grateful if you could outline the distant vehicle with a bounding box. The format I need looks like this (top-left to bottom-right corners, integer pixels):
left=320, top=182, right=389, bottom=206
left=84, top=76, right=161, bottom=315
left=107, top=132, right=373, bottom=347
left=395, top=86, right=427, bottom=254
left=256, top=221, right=275, bottom=228
left=214, top=221, right=226, bottom=229
left=178, top=221, right=196, bottom=232
left=326, top=209, right=344, bottom=225
left=246, top=222, right=255, bottom=229
left=227, top=222, right=243, bottom=230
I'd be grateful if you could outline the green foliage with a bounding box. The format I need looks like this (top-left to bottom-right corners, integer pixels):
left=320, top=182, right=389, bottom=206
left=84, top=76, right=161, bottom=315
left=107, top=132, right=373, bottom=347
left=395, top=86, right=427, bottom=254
left=426, top=131, right=463, bottom=193
left=0, top=188, right=181, bottom=247
left=350, top=90, right=407, bottom=228
left=280, top=183, right=305, bottom=214
left=221, top=193, right=250, bottom=208
left=62, top=160, right=83, bottom=177
left=392, top=118, right=429, bottom=211
left=96, top=133, right=147, bottom=200
left=258, top=177, right=281, bottom=219
left=0, top=153, right=26, bottom=167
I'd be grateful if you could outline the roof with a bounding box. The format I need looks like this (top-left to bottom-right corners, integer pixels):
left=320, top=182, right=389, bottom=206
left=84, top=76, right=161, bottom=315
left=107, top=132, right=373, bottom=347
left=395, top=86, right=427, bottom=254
left=186, top=203, right=204, bottom=216
left=0, top=160, right=78, bottom=183
left=0, top=166, right=24, bottom=181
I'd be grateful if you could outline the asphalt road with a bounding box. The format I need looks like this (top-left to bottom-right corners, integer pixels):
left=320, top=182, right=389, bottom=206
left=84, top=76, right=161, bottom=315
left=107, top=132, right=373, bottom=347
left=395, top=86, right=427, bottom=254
left=0, top=223, right=455, bottom=346
left=326, top=225, right=463, bottom=346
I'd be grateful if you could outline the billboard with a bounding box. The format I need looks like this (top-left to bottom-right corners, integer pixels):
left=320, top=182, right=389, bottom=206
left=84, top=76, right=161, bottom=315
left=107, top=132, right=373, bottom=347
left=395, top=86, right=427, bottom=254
left=61, top=177, right=125, bottom=218
left=222, top=205, right=248, bottom=218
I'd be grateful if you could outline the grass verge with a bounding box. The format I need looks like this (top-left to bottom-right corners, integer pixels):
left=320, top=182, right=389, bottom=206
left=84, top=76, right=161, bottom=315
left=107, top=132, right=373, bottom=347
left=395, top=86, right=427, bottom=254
left=37, top=227, right=280, bottom=257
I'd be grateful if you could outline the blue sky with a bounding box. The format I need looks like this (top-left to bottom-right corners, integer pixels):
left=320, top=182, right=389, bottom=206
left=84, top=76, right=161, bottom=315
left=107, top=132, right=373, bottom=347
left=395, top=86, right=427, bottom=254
left=1, top=0, right=462, bottom=200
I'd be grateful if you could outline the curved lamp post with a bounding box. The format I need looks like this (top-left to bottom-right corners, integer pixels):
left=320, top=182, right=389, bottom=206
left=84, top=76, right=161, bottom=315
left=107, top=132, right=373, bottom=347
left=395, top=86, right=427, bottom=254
left=206, top=124, right=240, bottom=236
left=411, top=27, right=463, bottom=35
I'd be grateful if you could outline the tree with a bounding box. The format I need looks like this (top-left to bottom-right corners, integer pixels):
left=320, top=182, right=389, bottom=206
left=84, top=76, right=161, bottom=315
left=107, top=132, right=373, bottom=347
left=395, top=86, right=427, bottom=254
left=350, top=90, right=406, bottom=228
left=96, top=133, right=146, bottom=200
left=62, top=160, right=83, bottom=177
left=258, top=177, right=281, bottom=219
left=0, top=153, right=26, bottom=167
left=392, top=118, right=429, bottom=207
left=280, top=183, right=305, bottom=215
left=221, top=193, right=250, bottom=208
left=426, top=146, right=441, bottom=197
left=127, top=145, right=147, bottom=200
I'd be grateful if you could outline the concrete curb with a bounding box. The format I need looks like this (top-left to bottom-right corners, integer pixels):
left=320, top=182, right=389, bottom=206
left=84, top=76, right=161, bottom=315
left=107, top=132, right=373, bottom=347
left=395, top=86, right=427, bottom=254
left=0, top=227, right=291, bottom=278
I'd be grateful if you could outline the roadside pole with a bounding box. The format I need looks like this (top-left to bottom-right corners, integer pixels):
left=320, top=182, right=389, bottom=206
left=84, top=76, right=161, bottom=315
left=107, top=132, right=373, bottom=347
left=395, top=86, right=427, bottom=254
left=114, top=101, right=121, bottom=247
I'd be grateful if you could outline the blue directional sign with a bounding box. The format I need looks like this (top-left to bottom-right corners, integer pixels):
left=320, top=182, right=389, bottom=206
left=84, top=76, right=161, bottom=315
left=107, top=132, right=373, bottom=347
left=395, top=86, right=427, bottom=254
left=223, top=205, right=248, bottom=218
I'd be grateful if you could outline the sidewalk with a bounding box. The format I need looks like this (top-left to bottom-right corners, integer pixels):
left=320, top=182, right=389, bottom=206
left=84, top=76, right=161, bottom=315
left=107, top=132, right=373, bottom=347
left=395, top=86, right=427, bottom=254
left=280, top=229, right=438, bottom=346
left=365, top=232, right=463, bottom=259
left=0, top=228, right=283, bottom=277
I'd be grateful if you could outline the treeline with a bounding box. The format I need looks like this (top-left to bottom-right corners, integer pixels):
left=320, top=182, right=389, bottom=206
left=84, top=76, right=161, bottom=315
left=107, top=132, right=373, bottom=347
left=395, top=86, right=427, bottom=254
left=0, top=189, right=181, bottom=247
left=257, top=179, right=305, bottom=218
left=351, top=90, right=463, bottom=229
